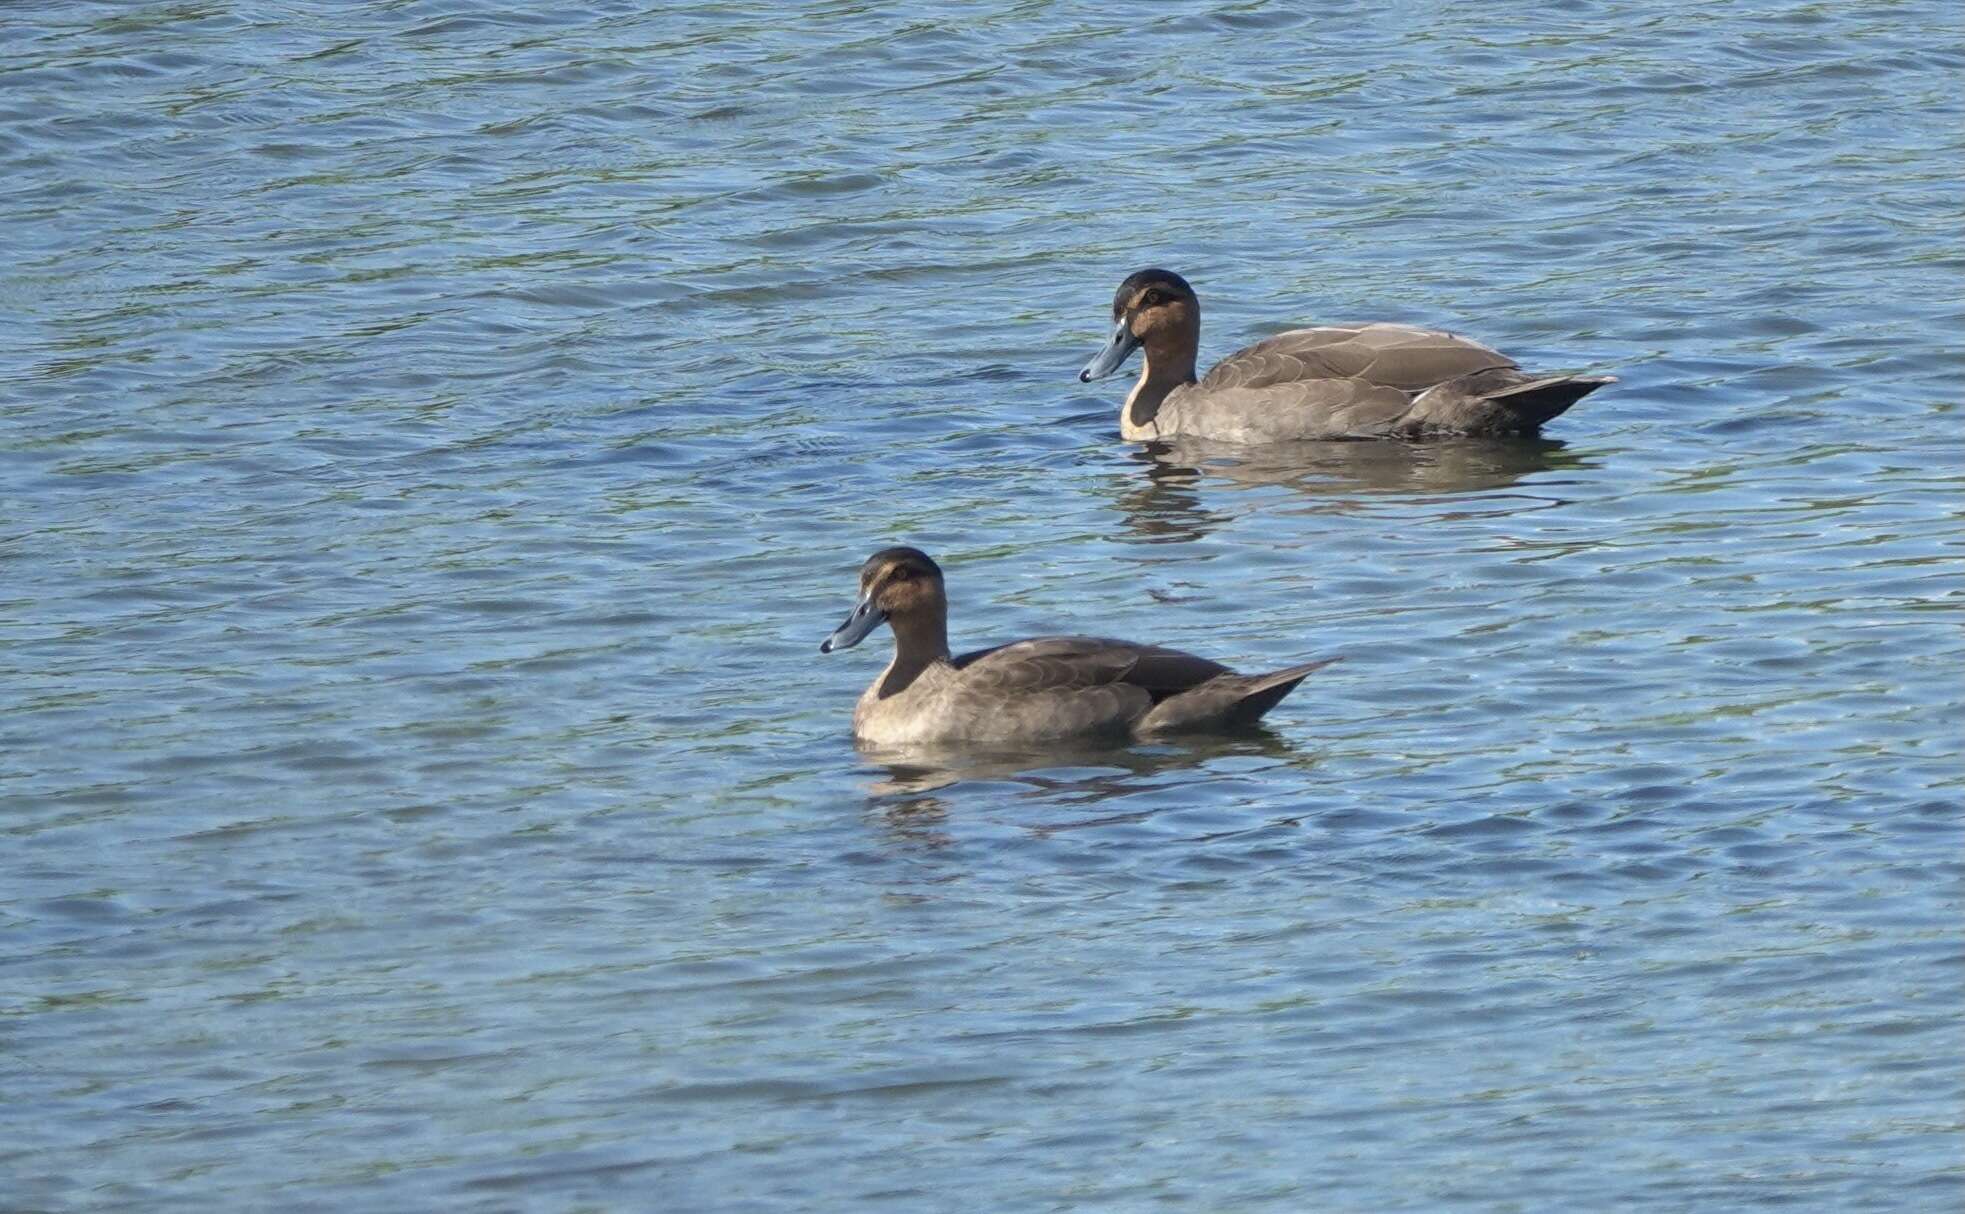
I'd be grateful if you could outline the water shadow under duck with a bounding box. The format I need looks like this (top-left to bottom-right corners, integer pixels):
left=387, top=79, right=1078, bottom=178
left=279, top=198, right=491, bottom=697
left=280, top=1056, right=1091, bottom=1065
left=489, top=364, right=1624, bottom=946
left=1108, top=435, right=1593, bottom=544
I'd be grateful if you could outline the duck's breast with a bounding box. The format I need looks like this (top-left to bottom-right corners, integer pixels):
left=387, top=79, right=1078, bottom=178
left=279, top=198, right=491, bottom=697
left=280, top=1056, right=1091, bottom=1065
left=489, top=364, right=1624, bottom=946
left=852, top=670, right=957, bottom=747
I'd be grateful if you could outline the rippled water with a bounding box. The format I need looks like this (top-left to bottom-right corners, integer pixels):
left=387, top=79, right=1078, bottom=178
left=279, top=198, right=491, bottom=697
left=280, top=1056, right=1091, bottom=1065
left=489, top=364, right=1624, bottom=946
left=4, top=2, right=1962, bottom=1209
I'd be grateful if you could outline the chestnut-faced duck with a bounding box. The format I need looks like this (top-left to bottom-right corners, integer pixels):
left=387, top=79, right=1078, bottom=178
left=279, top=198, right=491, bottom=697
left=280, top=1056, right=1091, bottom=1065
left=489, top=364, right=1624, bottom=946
left=1080, top=268, right=1614, bottom=442
left=821, top=547, right=1336, bottom=746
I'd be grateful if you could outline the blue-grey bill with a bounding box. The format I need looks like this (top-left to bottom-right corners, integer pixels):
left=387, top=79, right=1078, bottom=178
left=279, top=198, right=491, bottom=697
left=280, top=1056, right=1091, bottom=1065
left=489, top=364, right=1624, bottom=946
left=820, top=595, right=887, bottom=653
left=1079, top=319, right=1142, bottom=382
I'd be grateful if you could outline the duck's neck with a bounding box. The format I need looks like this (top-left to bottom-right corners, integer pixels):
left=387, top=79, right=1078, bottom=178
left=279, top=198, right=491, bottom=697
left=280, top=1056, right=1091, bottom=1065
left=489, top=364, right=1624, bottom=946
left=1123, top=328, right=1199, bottom=436
left=877, top=610, right=950, bottom=698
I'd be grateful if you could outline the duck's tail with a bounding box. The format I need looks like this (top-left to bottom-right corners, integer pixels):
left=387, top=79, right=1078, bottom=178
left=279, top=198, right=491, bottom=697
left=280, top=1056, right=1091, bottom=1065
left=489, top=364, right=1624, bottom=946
left=1137, top=657, right=1341, bottom=735
left=1481, top=374, right=1618, bottom=430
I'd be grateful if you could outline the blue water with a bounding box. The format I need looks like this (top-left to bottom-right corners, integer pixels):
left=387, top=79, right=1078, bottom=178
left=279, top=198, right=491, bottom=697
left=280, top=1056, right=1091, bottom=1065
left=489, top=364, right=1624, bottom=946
left=3, top=2, right=1961, bottom=1209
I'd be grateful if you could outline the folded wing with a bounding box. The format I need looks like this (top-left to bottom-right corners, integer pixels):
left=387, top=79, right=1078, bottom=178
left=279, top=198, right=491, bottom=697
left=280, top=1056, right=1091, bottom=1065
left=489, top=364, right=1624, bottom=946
left=1200, top=324, right=1517, bottom=394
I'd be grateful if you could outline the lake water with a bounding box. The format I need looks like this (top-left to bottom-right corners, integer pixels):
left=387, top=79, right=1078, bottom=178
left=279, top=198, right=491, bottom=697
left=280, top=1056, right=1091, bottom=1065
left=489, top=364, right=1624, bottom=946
left=3, top=1, right=1961, bottom=1209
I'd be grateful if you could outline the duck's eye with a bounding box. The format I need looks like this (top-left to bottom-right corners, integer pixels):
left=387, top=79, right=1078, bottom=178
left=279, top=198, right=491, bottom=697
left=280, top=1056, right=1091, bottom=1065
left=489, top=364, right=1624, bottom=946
left=1144, top=290, right=1164, bottom=306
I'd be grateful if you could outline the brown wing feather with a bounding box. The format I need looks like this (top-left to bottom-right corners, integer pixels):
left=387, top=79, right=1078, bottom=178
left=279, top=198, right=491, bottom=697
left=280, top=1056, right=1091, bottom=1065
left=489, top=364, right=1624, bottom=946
left=927, top=638, right=1329, bottom=742
left=954, top=636, right=1228, bottom=702
left=1200, top=324, right=1517, bottom=394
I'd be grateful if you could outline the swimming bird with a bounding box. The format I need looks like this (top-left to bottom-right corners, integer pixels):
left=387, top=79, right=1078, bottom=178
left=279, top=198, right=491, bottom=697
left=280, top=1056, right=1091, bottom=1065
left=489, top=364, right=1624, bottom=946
left=1079, top=269, right=1614, bottom=442
left=820, top=547, right=1336, bottom=745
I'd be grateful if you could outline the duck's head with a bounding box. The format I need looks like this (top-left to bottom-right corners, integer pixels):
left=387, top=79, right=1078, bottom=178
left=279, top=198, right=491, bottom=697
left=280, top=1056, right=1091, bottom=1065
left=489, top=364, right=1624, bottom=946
left=1079, top=268, right=1199, bottom=382
left=821, top=547, right=947, bottom=653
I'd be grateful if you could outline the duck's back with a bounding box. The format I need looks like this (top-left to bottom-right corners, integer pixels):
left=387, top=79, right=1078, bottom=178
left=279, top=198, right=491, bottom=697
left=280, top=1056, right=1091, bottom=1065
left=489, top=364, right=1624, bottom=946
left=857, top=636, right=1232, bottom=745
left=1170, top=323, right=1525, bottom=441
left=953, top=636, right=1235, bottom=741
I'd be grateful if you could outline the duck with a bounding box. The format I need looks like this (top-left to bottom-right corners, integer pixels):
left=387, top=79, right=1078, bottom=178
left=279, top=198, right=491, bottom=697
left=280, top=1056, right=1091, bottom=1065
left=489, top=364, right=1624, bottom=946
left=819, top=546, right=1337, bottom=746
left=1079, top=268, right=1614, bottom=442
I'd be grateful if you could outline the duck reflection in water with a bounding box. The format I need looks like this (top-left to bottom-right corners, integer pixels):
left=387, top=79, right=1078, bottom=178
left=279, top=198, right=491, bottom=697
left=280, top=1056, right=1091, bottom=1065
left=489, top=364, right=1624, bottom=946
left=1110, top=435, right=1589, bottom=544
left=861, top=731, right=1315, bottom=838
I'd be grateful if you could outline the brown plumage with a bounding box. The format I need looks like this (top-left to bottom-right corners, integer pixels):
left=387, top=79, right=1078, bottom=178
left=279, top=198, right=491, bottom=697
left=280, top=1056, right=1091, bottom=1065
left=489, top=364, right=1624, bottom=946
left=820, top=547, right=1336, bottom=746
left=1079, top=269, right=1614, bottom=442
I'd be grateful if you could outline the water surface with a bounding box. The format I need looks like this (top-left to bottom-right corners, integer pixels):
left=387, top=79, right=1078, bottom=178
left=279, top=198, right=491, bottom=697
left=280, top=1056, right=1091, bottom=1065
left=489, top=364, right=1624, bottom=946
left=3, top=1, right=1962, bottom=1210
